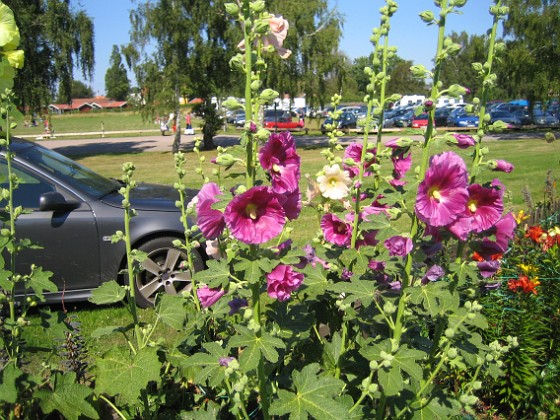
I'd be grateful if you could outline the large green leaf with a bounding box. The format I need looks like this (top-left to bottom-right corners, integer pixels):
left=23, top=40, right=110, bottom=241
left=407, top=282, right=458, bottom=317
left=0, top=363, right=21, bottom=404
left=269, top=364, right=348, bottom=419
left=330, top=278, right=377, bottom=307
left=299, top=265, right=330, bottom=300
left=89, top=280, right=126, bottom=305
left=24, top=266, right=57, bottom=301
left=156, top=293, right=186, bottom=329
left=94, top=347, right=161, bottom=405
left=229, top=326, right=285, bottom=371
left=35, top=372, right=99, bottom=420
left=193, top=259, right=230, bottom=288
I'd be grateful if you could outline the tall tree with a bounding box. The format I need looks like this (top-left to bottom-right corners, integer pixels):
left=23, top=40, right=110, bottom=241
left=499, top=0, right=560, bottom=105
left=4, top=0, right=94, bottom=113
left=56, top=80, right=94, bottom=102
left=263, top=0, right=343, bottom=110
left=105, top=45, right=130, bottom=100
left=125, top=0, right=237, bottom=151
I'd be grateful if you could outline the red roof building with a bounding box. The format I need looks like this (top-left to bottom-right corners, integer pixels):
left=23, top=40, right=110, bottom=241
left=48, top=96, right=128, bottom=114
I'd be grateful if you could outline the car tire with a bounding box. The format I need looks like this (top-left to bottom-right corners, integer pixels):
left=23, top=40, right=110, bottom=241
left=134, top=237, right=205, bottom=308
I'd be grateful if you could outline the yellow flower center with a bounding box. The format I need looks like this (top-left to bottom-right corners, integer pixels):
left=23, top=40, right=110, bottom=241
left=246, top=203, right=258, bottom=220
left=468, top=201, right=477, bottom=213
left=272, top=164, right=281, bottom=173
left=329, top=177, right=338, bottom=187
left=431, top=189, right=441, bottom=202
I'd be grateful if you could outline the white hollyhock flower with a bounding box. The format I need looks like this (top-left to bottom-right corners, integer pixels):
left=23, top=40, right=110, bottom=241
left=317, top=164, right=352, bottom=200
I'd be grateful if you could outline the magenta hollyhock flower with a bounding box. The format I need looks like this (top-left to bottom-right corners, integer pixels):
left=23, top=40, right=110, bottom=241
left=446, top=216, right=473, bottom=241
left=275, top=188, right=302, bottom=220
left=391, top=151, right=412, bottom=179
left=259, top=131, right=300, bottom=194
left=321, top=213, right=351, bottom=246
left=451, top=133, right=476, bottom=149
left=477, top=260, right=500, bottom=278
left=421, top=264, right=445, bottom=284
left=196, top=182, right=226, bottom=239
left=267, top=264, right=304, bottom=301
left=491, top=159, right=514, bottom=173
left=415, top=151, right=469, bottom=227
left=197, top=286, right=225, bottom=308
left=384, top=235, right=413, bottom=257
left=491, top=212, right=517, bottom=251
left=343, top=142, right=376, bottom=178
left=224, top=186, right=286, bottom=244
left=464, top=183, right=504, bottom=233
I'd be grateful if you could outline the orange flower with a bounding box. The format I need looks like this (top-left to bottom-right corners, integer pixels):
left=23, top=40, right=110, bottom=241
left=525, top=225, right=544, bottom=243
left=508, top=275, right=540, bottom=295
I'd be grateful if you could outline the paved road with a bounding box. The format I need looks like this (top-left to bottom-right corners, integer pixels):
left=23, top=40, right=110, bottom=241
left=33, top=129, right=556, bottom=157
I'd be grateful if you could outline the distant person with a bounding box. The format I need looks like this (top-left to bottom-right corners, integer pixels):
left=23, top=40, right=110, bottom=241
left=160, top=118, right=169, bottom=136
left=185, top=112, right=192, bottom=130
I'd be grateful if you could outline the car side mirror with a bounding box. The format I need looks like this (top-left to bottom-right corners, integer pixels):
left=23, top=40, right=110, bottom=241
left=39, top=191, right=80, bottom=212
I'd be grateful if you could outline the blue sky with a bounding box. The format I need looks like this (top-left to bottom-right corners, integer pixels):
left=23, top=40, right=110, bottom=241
left=80, top=0, right=499, bottom=95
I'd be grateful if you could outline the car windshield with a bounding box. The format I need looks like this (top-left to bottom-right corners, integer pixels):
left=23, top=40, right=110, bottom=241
left=17, top=144, right=120, bottom=198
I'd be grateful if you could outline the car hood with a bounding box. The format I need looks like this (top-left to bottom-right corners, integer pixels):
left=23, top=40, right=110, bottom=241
left=101, top=183, right=198, bottom=211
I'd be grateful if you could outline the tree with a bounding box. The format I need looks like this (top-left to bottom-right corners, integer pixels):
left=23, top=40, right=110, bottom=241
left=438, top=31, right=487, bottom=101
left=105, top=45, right=130, bottom=100
left=498, top=0, right=560, bottom=105
left=56, top=80, right=93, bottom=102
left=4, top=0, right=94, bottom=113
left=125, top=0, right=237, bottom=152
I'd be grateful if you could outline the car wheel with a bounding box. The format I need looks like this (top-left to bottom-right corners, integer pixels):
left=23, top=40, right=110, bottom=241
left=134, top=237, right=205, bottom=307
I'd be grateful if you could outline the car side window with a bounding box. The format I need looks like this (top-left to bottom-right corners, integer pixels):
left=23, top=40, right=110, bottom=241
left=0, top=159, right=55, bottom=209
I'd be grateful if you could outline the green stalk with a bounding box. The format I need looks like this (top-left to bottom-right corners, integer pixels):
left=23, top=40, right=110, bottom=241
left=242, top=0, right=255, bottom=188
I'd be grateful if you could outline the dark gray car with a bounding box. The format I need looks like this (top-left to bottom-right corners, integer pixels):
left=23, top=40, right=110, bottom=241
left=1, top=138, right=205, bottom=307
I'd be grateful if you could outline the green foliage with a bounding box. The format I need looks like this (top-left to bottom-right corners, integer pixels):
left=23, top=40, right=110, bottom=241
left=56, top=80, right=94, bottom=102
left=105, top=45, right=130, bottom=100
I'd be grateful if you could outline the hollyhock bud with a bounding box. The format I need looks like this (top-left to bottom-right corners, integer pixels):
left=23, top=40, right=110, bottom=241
left=224, top=3, right=239, bottom=15
left=448, top=84, right=467, bottom=97
left=384, top=235, right=413, bottom=257
left=488, top=159, right=514, bottom=173
left=197, top=286, right=225, bottom=308
left=447, top=133, right=476, bottom=149
left=419, top=10, right=436, bottom=24
left=260, top=88, right=279, bottom=102
left=423, top=99, right=434, bottom=111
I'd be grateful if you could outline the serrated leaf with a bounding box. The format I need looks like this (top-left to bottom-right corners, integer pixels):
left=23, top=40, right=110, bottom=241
left=25, top=266, right=57, bottom=301
left=407, top=282, right=455, bottom=317
left=193, top=259, right=230, bottom=288
left=230, top=327, right=284, bottom=371
left=393, top=345, right=426, bottom=382
left=378, top=364, right=405, bottom=396
left=330, top=278, right=377, bottom=307
left=322, top=332, right=343, bottom=372
left=183, top=352, right=225, bottom=388
left=156, top=294, right=186, bottom=329
left=233, top=258, right=263, bottom=284
left=269, top=364, right=347, bottom=419
left=35, top=372, right=99, bottom=420
left=299, top=265, right=330, bottom=300
left=361, top=213, right=392, bottom=230
left=411, top=393, right=461, bottom=419
left=0, top=363, right=22, bottom=403
left=89, top=280, right=126, bottom=305
left=94, top=347, right=161, bottom=405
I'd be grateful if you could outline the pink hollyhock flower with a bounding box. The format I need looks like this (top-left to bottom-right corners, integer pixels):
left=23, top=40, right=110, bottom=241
left=490, top=159, right=514, bottom=173
left=391, top=151, right=412, bottom=179
left=275, top=188, right=301, bottom=220
left=224, top=186, right=285, bottom=244
left=446, top=216, right=473, bottom=241
left=238, top=14, right=292, bottom=59
left=450, top=133, right=476, bottom=149
left=197, top=286, right=225, bottom=308
left=196, top=182, right=226, bottom=239
left=421, top=264, right=445, bottom=284
left=491, top=212, right=517, bottom=251
left=464, top=183, right=504, bottom=233
left=267, top=264, right=304, bottom=301
left=259, top=131, right=300, bottom=194
left=415, top=151, right=469, bottom=227
left=321, top=213, right=351, bottom=246
left=343, top=142, right=376, bottom=178
left=384, top=235, right=413, bottom=257
left=477, top=260, right=501, bottom=278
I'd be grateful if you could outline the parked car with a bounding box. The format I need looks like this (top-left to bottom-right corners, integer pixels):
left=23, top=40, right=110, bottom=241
left=446, top=108, right=479, bottom=127
left=263, top=109, right=305, bottom=130
left=533, top=109, right=560, bottom=127
left=488, top=111, right=521, bottom=128
left=2, top=138, right=205, bottom=307
left=394, top=110, right=415, bottom=127
left=233, top=111, right=246, bottom=127
left=434, top=107, right=452, bottom=126
left=320, top=111, right=358, bottom=134
left=512, top=109, right=533, bottom=126
left=411, top=113, right=431, bottom=128
left=226, top=109, right=245, bottom=124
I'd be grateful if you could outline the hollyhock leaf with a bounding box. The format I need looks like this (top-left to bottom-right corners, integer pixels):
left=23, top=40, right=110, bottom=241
left=193, top=259, right=231, bottom=288
left=89, top=280, right=126, bottom=305
left=270, top=364, right=348, bottom=419
left=299, top=265, right=330, bottom=300
left=322, top=332, right=343, bottom=371
left=330, top=278, right=377, bottom=308
left=234, top=258, right=264, bottom=285
left=182, top=352, right=225, bottom=388
left=35, top=372, right=99, bottom=420
left=449, top=261, right=479, bottom=287
left=378, top=364, right=405, bottom=396
left=94, top=347, right=161, bottom=405
left=361, top=213, right=392, bottom=230
left=270, top=304, right=313, bottom=340
left=0, top=363, right=21, bottom=403
left=393, top=345, right=426, bottom=382
left=155, top=294, right=186, bottom=329
left=407, top=282, right=456, bottom=317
